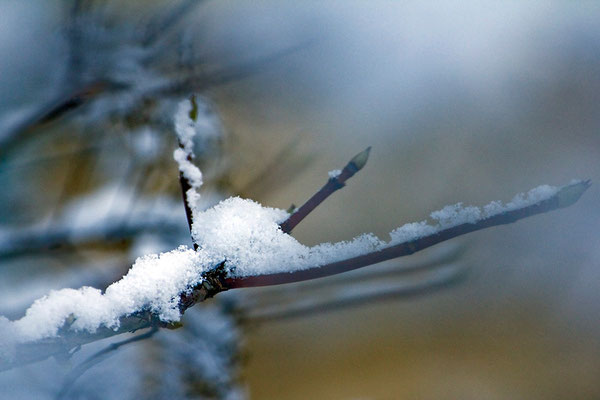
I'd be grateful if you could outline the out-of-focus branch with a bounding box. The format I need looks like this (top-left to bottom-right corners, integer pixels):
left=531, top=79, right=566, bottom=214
left=0, top=217, right=182, bottom=259
left=56, top=327, right=158, bottom=400
left=279, top=146, right=371, bottom=234
left=245, top=265, right=468, bottom=323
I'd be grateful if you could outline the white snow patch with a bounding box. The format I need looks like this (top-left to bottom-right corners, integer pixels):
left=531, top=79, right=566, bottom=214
left=389, top=221, right=438, bottom=245
left=328, top=169, right=342, bottom=179
left=13, top=247, right=203, bottom=342
left=431, top=203, right=482, bottom=228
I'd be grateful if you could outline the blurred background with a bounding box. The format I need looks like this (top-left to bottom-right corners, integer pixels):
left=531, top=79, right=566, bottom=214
left=1, top=1, right=599, bottom=399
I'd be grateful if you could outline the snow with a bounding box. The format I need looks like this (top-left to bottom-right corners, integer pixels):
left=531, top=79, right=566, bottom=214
left=173, top=98, right=221, bottom=222
left=431, top=203, right=482, bottom=228
left=328, top=169, right=342, bottom=179
left=12, top=246, right=202, bottom=342
left=173, top=99, right=204, bottom=192
left=389, top=183, right=561, bottom=245
left=1, top=182, right=570, bottom=345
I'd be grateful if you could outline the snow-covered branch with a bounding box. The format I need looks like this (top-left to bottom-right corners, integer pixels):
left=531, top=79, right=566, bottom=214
left=0, top=177, right=589, bottom=371
left=0, top=98, right=590, bottom=372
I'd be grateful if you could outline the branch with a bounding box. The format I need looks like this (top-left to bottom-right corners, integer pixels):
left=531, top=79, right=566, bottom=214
left=228, top=180, right=591, bottom=288
left=0, top=216, right=182, bottom=259
left=279, top=146, right=371, bottom=234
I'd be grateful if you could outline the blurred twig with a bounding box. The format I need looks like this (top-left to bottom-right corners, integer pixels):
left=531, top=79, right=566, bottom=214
left=245, top=265, right=468, bottom=323
left=56, top=327, right=158, bottom=400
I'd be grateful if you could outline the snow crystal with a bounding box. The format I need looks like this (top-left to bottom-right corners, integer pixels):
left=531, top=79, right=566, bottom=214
left=389, top=221, right=438, bottom=245
left=328, top=169, right=342, bottom=179
left=431, top=203, right=482, bottom=228
left=501, top=184, right=558, bottom=214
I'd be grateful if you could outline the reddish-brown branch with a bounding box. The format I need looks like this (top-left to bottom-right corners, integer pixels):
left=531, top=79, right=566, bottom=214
left=228, top=180, right=591, bottom=288
left=279, top=147, right=371, bottom=234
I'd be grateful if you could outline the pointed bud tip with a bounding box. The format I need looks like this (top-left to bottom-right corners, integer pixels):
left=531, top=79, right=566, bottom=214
left=349, top=146, right=372, bottom=171
left=557, top=179, right=591, bottom=208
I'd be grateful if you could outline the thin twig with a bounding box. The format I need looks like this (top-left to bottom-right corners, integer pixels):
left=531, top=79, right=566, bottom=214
left=279, top=146, right=371, bottom=234
left=229, top=180, right=591, bottom=288
left=56, top=327, right=158, bottom=400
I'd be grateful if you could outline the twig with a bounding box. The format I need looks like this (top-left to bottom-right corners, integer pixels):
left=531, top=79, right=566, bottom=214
left=56, top=327, right=158, bottom=400
left=228, top=180, right=591, bottom=288
left=279, top=146, right=371, bottom=234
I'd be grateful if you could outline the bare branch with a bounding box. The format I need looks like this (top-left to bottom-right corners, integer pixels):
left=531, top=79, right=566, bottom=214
left=0, top=215, right=182, bottom=259
left=279, top=146, right=371, bottom=234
